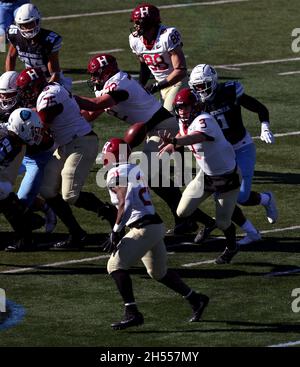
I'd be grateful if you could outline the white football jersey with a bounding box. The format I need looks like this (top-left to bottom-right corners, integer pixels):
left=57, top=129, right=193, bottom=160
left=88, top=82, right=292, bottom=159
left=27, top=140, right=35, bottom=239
left=95, top=71, right=162, bottom=124
left=37, top=83, right=92, bottom=146
left=107, top=163, right=155, bottom=227
left=179, top=113, right=236, bottom=176
left=129, top=25, right=182, bottom=82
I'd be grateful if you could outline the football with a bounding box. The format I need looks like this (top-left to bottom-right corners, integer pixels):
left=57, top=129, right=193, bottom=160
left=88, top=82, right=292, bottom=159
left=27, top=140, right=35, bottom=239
left=123, top=122, right=147, bottom=148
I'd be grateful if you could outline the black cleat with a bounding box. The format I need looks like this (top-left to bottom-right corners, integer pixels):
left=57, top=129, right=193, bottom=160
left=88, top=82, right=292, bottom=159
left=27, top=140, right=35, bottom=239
left=189, top=294, right=209, bottom=322
left=52, top=231, right=87, bottom=249
left=215, top=246, right=239, bottom=264
left=5, top=238, right=36, bottom=252
left=167, top=220, right=198, bottom=235
left=111, top=312, right=144, bottom=330
left=194, top=223, right=217, bottom=244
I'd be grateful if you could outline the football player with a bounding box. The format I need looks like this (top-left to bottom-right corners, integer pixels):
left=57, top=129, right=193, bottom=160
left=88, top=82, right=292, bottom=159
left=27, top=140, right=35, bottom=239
left=0, top=107, right=45, bottom=252
left=159, top=91, right=241, bottom=264
left=77, top=53, right=213, bottom=235
left=129, top=3, right=188, bottom=112
left=0, top=70, right=57, bottom=234
left=101, top=137, right=209, bottom=330
left=189, top=64, right=278, bottom=245
left=16, top=67, right=117, bottom=249
left=0, top=1, right=30, bottom=45
left=5, top=3, right=71, bottom=90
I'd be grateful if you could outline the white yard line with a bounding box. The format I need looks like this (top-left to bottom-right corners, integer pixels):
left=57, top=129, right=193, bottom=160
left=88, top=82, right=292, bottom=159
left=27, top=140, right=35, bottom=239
left=278, top=70, right=300, bottom=76
left=0, top=255, right=109, bottom=274
left=181, top=225, right=300, bottom=268
left=268, top=340, right=300, bottom=348
left=252, top=131, right=300, bottom=140
left=42, top=0, right=249, bottom=21
left=88, top=49, right=124, bottom=55
left=216, top=57, right=300, bottom=70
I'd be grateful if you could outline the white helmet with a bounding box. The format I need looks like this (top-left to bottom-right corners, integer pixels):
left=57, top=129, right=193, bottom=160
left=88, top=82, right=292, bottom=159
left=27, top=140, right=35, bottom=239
left=7, top=108, right=43, bottom=145
left=0, top=71, right=19, bottom=111
left=14, top=4, right=41, bottom=39
left=189, top=64, right=218, bottom=102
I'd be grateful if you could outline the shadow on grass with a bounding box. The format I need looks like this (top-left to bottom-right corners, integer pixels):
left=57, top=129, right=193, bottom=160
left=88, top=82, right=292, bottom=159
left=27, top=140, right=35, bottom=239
left=128, top=320, right=300, bottom=334
left=253, top=170, right=300, bottom=185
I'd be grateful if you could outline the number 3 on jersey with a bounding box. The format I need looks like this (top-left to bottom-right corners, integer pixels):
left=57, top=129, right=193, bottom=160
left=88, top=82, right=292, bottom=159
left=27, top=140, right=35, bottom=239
left=143, top=54, right=168, bottom=72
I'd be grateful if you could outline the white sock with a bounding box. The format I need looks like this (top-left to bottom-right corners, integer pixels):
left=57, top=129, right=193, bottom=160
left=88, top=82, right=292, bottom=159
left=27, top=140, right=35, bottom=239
left=260, top=193, right=270, bottom=206
left=241, top=220, right=257, bottom=234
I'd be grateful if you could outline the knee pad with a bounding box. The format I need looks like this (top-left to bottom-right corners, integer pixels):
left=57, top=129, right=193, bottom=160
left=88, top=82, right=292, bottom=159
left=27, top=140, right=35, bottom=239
left=147, top=267, right=167, bottom=281
left=0, top=181, right=12, bottom=200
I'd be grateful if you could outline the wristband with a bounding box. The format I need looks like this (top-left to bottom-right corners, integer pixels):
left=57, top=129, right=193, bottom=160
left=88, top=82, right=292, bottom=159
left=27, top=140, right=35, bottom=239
left=157, top=79, right=170, bottom=90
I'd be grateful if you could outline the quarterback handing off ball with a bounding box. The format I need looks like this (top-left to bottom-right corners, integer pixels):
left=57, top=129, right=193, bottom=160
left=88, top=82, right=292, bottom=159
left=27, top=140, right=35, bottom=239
left=123, top=122, right=147, bottom=148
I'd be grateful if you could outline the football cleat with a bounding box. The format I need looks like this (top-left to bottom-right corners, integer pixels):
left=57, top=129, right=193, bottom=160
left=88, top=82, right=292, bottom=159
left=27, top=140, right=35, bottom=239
left=215, top=246, right=239, bottom=264
left=111, top=312, right=144, bottom=330
left=237, top=230, right=261, bottom=246
left=166, top=219, right=198, bottom=235
left=5, top=238, right=36, bottom=252
left=194, top=223, right=217, bottom=244
left=44, top=206, right=57, bottom=233
left=262, top=192, right=278, bottom=224
left=189, top=294, right=209, bottom=322
left=52, top=231, right=87, bottom=249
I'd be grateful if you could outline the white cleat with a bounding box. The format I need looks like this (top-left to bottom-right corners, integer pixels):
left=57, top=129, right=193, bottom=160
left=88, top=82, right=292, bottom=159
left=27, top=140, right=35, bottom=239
left=263, top=191, right=278, bottom=224
left=237, top=231, right=262, bottom=246
left=44, top=206, right=57, bottom=233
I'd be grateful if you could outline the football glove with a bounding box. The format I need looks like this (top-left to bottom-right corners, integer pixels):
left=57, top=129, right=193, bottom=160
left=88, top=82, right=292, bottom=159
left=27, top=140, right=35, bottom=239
left=102, top=231, right=122, bottom=255
left=260, top=122, right=275, bottom=144
left=146, top=82, right=160, bottom=94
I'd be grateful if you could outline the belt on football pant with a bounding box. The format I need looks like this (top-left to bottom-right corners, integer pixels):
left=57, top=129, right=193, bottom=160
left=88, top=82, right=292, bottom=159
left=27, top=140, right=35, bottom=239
left=128, top=213, right=163, bottom=229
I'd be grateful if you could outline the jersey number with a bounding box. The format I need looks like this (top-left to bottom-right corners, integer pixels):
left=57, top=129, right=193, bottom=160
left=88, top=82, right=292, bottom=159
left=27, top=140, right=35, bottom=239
left=215, top=114, right=229, bottom=129
left=143, top=54, right=168, bottom=72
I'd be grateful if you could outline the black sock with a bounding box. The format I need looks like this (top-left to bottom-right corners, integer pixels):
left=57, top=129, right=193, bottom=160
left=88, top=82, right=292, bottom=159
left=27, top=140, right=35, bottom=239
left=111, top=269, right=136, bottom=305
left=46, top=194, right=84, bottom=235
left=159, top=269, right=191, bottom=296
left=231, top=205, right=247, bottom=227
left=223, top=223, right=237, bottom=251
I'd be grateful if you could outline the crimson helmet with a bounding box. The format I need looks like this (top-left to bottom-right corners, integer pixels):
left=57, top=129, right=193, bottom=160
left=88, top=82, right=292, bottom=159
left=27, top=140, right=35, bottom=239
left=16, top=67, right=47, bottom=107
left=101, top=138, right=131, bottom=167
left=87, top=54, right=119, bottom=91
left=173, top=88, right=201, bottom=125
left=130, top=3, right=161, bottom=36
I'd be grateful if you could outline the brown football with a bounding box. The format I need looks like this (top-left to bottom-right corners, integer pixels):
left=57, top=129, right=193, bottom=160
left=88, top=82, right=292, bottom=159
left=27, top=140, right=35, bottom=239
left=123, top=122, right=147, bottom=148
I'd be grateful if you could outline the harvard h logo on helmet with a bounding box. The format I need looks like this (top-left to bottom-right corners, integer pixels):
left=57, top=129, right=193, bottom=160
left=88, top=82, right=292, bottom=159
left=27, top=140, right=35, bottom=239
left=130, top=3, right=161, bottom=36
left=16, top=67, right=46, bottom=107
left=87, top=54, right=119, bottom=91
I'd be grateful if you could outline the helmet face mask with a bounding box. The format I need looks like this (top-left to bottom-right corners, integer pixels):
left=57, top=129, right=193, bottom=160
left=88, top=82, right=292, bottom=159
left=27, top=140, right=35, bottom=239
left=173, top=88, right=201, bottom=126
left=15, top=4, right=41, bottom=39
left=189, top=64, right=218, bottom=102
left=8, top=108, right=43, bottom=146
left=130, top=3, right=161, bottom=36
left=87, top=54, right=119, bottom=91
left=16, top=68, right=46, bottom=108
left=0, top=71, right=19, bottom=111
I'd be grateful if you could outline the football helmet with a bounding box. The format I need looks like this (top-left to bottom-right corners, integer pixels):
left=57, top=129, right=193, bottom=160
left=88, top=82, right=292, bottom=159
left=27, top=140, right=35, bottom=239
left=87, top=54, right=119, bottom=91
left=7, top=108, right=43, bottom=145
left=14, top=4, right=41, bottom=39
left=0, top=71, right=19, bottom=111
left=101, top=138, right=131, bottom=167
left=130, top=3, right=161, bottom=36
left=189, top=64, right=218, bottom=102
left=173, top=88, right=201, bottom=125
left=16, top=67, right=46, bottom=107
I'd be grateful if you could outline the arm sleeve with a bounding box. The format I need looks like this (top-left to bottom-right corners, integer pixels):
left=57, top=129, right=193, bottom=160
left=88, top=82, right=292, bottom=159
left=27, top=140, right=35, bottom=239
left=239, top=93, right=270, bottom=122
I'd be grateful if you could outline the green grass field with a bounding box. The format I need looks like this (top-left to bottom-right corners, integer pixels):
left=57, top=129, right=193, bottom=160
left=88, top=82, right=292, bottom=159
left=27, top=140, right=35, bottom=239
left=0, top=0, right=300, bottom=347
